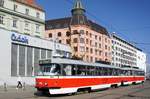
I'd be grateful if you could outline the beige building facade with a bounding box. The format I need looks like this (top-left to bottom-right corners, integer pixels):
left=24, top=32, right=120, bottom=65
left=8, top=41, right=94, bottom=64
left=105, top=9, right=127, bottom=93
left=45, top=0, right=112, bottom=63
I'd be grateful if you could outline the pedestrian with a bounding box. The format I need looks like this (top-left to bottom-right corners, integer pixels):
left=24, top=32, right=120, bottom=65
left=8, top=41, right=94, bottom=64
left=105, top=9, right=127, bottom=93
left=16, top=75, right=22, bottom=89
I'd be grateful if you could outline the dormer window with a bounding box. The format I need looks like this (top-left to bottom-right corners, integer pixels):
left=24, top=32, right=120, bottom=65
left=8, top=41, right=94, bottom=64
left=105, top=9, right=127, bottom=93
left=36, top=24, right=40, bottom=33
left=14, top=4, right=18, bottom=11
left=25, top=8, right=29, bottom=15
left=0, top=15, right=4, bottom=24
left=0, top=0, right=4, bottom=7
left=12, top=19, right=17, bottom=28
left=36, top=12, right=40, bottom=18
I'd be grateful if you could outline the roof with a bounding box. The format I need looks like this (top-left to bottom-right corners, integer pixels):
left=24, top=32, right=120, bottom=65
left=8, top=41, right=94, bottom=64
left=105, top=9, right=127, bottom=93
left=45, top=17, right=109, bottom=36
left=15, top=0, right=44, bottom=11
left=39, top=57, right=120, bottom=69
left=112, top=34, right=142, bottom=51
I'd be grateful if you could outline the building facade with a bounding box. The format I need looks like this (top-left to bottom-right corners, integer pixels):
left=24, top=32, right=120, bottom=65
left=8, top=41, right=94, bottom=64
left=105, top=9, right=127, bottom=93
left=0, top=29, right=71, bottom=85
left=111, top=33, right=146, bottom=71
left=0, top=0, right=45, bottom=37
left=111, top=34, right=137, bottom=67
left=0, top=0, right=71, bottom=85
left=136, top=50, right=146, bottom=72
left=45, top=0, right=112, bottom=63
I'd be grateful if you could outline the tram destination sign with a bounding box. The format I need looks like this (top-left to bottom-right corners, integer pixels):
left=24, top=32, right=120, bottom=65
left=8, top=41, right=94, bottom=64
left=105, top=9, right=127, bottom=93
left=39, top=59, right=52, bottom=64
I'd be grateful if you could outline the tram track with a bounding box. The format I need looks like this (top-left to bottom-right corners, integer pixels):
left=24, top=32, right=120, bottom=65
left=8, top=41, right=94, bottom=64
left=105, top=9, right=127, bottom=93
left=80, top=82, right=150, bottom=99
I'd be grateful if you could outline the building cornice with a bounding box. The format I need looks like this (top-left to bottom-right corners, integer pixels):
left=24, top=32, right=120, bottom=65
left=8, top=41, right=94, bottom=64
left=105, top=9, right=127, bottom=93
left=0, top=7, right=45, bottom=24
left=12, top=0, right=45, bottom=12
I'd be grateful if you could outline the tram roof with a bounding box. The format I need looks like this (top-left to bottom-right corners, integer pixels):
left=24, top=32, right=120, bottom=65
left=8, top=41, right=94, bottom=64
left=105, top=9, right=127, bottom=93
left=121, top=67, right=144, bottom=71
left=39, top=57, right=120, bottom=69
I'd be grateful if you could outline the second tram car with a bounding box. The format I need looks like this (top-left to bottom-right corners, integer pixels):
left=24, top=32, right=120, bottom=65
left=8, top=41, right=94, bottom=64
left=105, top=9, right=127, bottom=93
left=35, top=57, right=145, bottom=95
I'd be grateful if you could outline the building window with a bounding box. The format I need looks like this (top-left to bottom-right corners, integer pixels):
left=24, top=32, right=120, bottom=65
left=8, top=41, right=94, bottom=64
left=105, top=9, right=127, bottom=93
left=58, top=32, right=61, bottom=37
left=90, top=48, right=93, bottom=54
left=66, top=31, right=70, bottom=37
left=74, top=47, right=78, bottom=52
left=80, top=30, right=84, bottom=35
left=90, top=33, right=92, bottom=37
left=95, top=58, right=97, bottom=61
left=86, top=56, right=89, bottom=61
left=0, top=0, right=4, bottom=7
left=105, top=45, right=107, bottom=50
left=95, top=42, right=97, bottom=47
left=80, top=46, right=85, bottom=52
left=59, top=40, right=61, bottom=43
left=86, top=39, right=88, bottom=44
left=36, top=12, right=40, bottom=18
left=105, top=38, right=107, bottom=43
left=95, top=35, right=97, bottom=40
left=49, top=33, right=52, bottom=38
left=73, top=38, right=78, bottom=43
left=90, top=57, right=93, bottom=62
left=25, top=8, right=29, bottom=15
left=66, top=39, right=70, bottom=44
left=95, top=49, right=98, bottom=55
left=86, top=31, right=88, bottom=35
left=86, top=47, right=89, bottom=52
left=12, top=19, right=17, bottom=28
left=73, top=30, right=78, bottom=34
left=11, top=44, right=18, bottom=76
left=105, top=52, right=108, bottom=57
left=80, top=38, right=84, bottom=43
left=99, top=51, right=102, bottom=56
left=99, top=36, right=101, bottom=41
left=99, top=44, right=101, bottom=48
left=14, top=4, right=18, bottom=11
left=0, top=15, right=4, bottom=24
left=25, top=22, right=29, bottom=28
left=24, top=21, right=29, bottom=31
left=36, top=24, right=40, bottom=33
left=90, top=40, right=92, bottom=46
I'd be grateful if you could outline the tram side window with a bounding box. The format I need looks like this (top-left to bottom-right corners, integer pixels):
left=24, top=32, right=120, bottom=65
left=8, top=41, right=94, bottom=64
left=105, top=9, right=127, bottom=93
left=112, top=69, right=119, bottom=76
left=72, top=65, right=76, bottom=76
left=130, top=70, right=133, bottom=75
left=63, top=64, right=72, bottom=76
left=96, top=67, right=102, bottom=76
left=123, top=70, right=128, bottom=76
left=136, top=71, right=144, bottom=76
left=108, top=68, right=113, bottom=76
left=87, top=66, right=95, bottom=76
left=76, top=65, right=86, bottom=76
left=103, top=68, right=109, bottom=76
left=117, top=69, right=121, bottom=76
left=107, top=68, right=111, bottom=76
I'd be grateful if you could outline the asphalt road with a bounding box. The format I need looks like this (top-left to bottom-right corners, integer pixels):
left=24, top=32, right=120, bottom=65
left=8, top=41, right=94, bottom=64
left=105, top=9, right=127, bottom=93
left=0, top=80, right=150, bottom=99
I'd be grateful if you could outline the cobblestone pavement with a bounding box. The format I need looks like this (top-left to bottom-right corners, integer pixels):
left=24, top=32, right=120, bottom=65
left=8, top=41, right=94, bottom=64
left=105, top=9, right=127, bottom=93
left=0, top=80, right=150, bottom=99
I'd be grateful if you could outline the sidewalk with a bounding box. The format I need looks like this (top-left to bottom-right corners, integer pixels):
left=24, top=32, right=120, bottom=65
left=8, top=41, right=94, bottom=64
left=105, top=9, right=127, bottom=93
left=0, top=85, right=36, bottom=92
left=0, top=85, right=37, bottom=99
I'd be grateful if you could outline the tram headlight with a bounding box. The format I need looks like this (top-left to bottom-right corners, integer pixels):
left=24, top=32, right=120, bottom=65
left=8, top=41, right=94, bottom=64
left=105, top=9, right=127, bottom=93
left=44, top=82, right=48, bottom=86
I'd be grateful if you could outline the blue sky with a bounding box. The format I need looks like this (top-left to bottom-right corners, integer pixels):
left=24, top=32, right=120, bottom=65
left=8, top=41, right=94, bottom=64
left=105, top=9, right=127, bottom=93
left=36, top=0, right=150, bottom=64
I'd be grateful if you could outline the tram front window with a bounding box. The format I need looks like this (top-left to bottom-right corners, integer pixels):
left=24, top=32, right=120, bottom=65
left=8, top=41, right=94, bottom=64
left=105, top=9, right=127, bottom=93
left=38, top=64, right=61, bottom=76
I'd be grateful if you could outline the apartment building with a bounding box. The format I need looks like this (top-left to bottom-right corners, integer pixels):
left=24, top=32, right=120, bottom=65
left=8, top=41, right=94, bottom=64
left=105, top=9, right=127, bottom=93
left=0, top=0, right=45, bottom=37
left=111, top=33, right=146, bottom=71
left=45, top=0, right=112, bottom=63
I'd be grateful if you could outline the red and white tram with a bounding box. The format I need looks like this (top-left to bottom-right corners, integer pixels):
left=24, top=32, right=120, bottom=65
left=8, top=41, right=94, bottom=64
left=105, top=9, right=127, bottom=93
left=35, top=57, right=145, bottom=95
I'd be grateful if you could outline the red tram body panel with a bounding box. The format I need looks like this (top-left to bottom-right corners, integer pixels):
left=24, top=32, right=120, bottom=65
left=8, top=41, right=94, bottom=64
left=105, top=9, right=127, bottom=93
left=35, top=58, right=145, bottom=95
